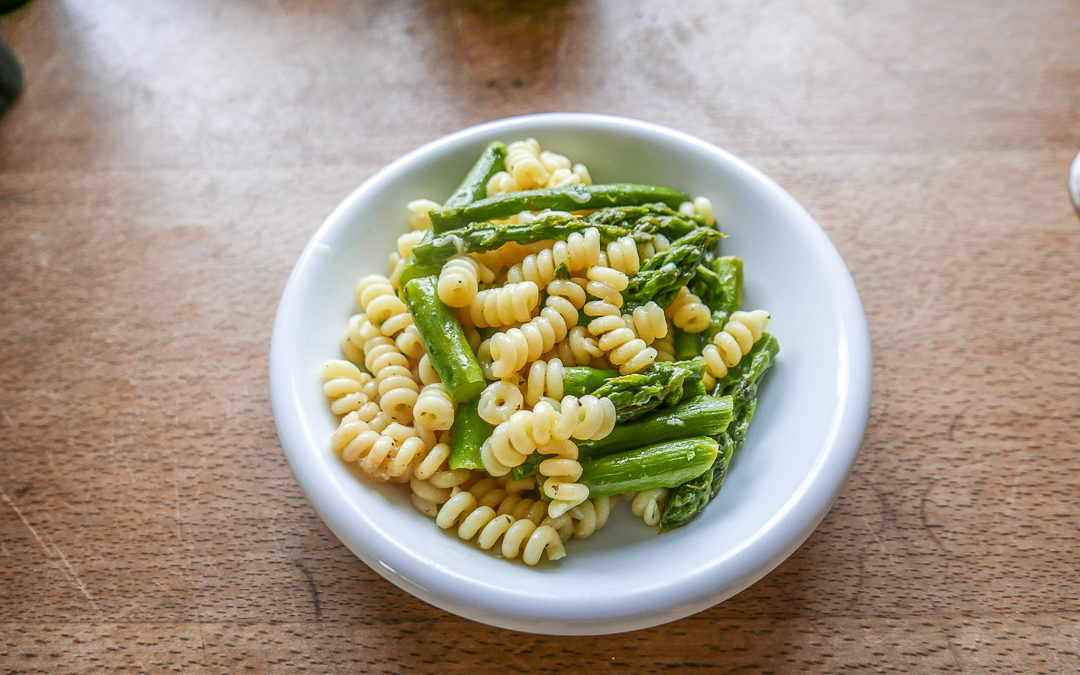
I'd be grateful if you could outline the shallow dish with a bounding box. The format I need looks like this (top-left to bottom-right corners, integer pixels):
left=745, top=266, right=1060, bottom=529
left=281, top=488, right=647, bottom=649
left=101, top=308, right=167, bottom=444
left=269, top=113, right=872, bottom=635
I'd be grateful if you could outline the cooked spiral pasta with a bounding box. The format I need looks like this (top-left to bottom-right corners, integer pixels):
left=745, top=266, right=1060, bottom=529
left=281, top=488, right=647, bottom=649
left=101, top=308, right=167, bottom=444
left=435, top=490, right=566, bottom=565
left=407, top=198, right=441, bottom=230
left=583, top=266, right=656, bottom=374
left=414, top=383, right=455, bottom=431
left=566, top=496, right=613, bottom=539
left=505, top=228, right=602, bottom=287
left=623, top=301, right=669, bottom=345
left=679, top=196, right=716, bottom=227
left=330, top=411, right=436, bottom=481
left=481, top=395, right=616, bottom=475
left=485, top=170, right=518, bottom=197
left=603, top=235, right=641, bottom=276
left=505, top=137, right=549, bottom=190
left=631, top=488, right=668, bottom=526
left=320, top=359, right=375, bottom=416
left=665, top=286, right=711, bottom=333
left=355, top=274, right=413, bottom=337
left=637, top=233, right=671, bottom=261
left=463, top=281, right=540, bottom=327
left=477, top=380, right=525, bottom=425
left=416, top=353, right=441, bottom=386
left=486, top=294, right=580, bottom=379
left=409, top=464, right=472, bottom=515
left=547, top=326, right=602, bottom=366
left=522, top=358, right=564, bottom=407
left=438, top=257, right=493, bottom=308
left=359, top=315, right=420, bottom=424
left=536, top=438, right=588, bottom=518
left=395, top=324, right=426, bottom=362
left=701, top=309, right=771, bottom=379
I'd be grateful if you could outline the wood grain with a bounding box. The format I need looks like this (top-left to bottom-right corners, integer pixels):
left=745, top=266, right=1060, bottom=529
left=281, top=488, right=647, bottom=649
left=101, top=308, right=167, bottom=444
left=2, top=0, right=1078, bottom=672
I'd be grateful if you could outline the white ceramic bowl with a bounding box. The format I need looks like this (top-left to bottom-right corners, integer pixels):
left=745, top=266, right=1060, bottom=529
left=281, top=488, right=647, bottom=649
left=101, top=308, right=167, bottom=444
left=269, top=113, right=872, bottom=635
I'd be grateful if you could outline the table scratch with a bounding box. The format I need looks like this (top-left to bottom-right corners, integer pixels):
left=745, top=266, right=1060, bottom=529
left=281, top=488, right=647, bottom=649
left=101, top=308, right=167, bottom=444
left=1, top=488, right=101, bottom=612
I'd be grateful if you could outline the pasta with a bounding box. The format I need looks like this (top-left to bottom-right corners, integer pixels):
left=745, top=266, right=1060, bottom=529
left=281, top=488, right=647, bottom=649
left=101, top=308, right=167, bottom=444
left=319, top=135, right=778, bottom=565
left=701, top=309, right=772, bottom=380
left=463, top=281, right=541, bottom=328
left=477, top=379, right=524, bottom=425
left=505, top=228, right=602, bottom=287
left=414, top=383, right=455, bottom=431
left=631, top=488, right=668, bottom=527
left=437, top=257, right=493, bottom=308
left=665, top=285, right=711, bottom=334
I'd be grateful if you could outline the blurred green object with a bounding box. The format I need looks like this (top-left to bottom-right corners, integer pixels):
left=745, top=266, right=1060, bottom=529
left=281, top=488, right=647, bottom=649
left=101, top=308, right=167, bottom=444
left=0, top=35, right=20, bottom=116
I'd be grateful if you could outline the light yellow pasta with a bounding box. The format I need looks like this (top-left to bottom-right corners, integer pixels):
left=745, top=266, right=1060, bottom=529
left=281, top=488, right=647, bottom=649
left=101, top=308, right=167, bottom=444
left=522, top=358, right=564, bottom=407
left=679, top=196, right=716, bottom=227
left=464, top=281, right=540, bottom=328
left=482, top=395, right=615, bottom=475
left=358, top=313, right=419, bottom=424
left=665, top=285, right=711, bottom=334
left=653, top=332, right=676, bottom=362
left=320, top=359, right=375, bottom=416
left=477, top=380, right=524, bottom=425
left=407, top=198, right=441, bottom=231
left=486, top=293, right=580, bottom=379
left=438, top=257, right=492, bottom=308
left=631, top=488, right=668, bottom=526
left=547, top=326, right=602, bottom=366
left=395, top=324, right=425, bottom=362
left=330, top=411, right=436, bottom=482
left=584, top=266, right=656, bottom=374
left=623, top=301, right=668, bottom=345
left=505, top=228, right=602, bottom=287
left=603, top=235, right=641, bottom=276
left=414, top=383, right=455, bottom=431
left=637, top=233, right=670, bottom=261
left=505, top=137, right=549, bottom=190
left=536, top=438, right=588, bottom=518
left=566, top=496, right=613, bottom=539
left=355, top=274, right=413, bottom=337
left=701, top=309, right=771, bottom=379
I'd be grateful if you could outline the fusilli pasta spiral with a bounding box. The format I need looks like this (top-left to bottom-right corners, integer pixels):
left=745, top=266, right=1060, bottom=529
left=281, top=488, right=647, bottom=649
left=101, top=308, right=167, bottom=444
left=477, top=380, right=524, bottom=425
left=623, top=301, right=669, bottom=345
left=356, top=274, right=413, bottom=337
left=665, top=286, right=711, bottom=334
left=414, top=383, right=455, bottom=431
left=434, top=484, right=566, bottom=565
left=438, top=257, right=493, bottom=308
left=631, top=488, right=668, bottom=527
left=701, top=309, right=771, bottom=379
left=463, top=281, right=540, bottom=328
left=320, top=359, right=375, bottom=416
left=486, top=293, right=581, bottom=379
left=505, top=138, right=549, bottom=190
left=584, top=266, right=656, bottom=374
left=331, top=410, right=436, bottom=482
left=505, top=228, right=602, bottom=287
left=522, top=358, right=564, bottom=407
left=407, top=198, right=441, bottom=231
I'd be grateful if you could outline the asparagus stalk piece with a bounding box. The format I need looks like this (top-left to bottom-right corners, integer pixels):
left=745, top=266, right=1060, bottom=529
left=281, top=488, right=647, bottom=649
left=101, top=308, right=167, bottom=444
left=622, top=228, right=722, bottom=310
left=577, top=395, right=733, bottom=458
left=590, top=359, right=706, bottom=422
left=398, top=143, right=508, bottom=292
left=659, top=333, right=780, bottom=530
left=402, top=276, right=486, bottom=402
left=429, top=184, right=690, bottom=233
left=448, top=396, right=493, bottom=470
left=690, top=256, right=743, bottom=316
left=673, top=329, right=704, bottom=360
left=409, top=214, right=644, bottom=266
left=512, top=393, right=731, bottom=480
left=578, top=437, right=719, bottom=497
left=443, top=142, right=508, bottom=210
left=562, top=366, right=618, bottom=398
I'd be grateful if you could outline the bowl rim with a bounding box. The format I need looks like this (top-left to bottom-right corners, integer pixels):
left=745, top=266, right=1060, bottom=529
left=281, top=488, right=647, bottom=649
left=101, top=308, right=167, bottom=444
left=269, top=112, right=872, bottom=634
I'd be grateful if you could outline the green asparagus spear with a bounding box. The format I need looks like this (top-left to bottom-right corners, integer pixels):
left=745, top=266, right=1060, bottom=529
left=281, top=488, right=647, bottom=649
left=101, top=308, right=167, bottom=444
left=689, top=256, right=743, bottom=316
left=577, top=395, right=733, bottom=458
left=448, top=397, right=493, bottom=470
left=562, top=366, right=618, bottom=397
left=409, top=213, right=645, bottom=265
left=429, top=184, right=690, bottom=233
left=622, top=228, right=722, bottom=310
left=673, top=329, right=704, bottom=360
left=402, top=276, right=486, bottom=402
left=590, top=359, right=706, bottom=422
left=578, top=437, right=719, bottom=497
left=443, top=142, right=508, bottom=210
left=658, top=333, right=779, bottom=530
left=584, top=203, right=703, bottom=239
left=397, top=143, right=508, bottom=292
left=513, top=393, right=731, bottom=480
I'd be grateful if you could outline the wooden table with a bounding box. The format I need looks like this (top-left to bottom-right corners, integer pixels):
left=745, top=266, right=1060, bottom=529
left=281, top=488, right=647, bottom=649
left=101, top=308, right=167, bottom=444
left=2, top=1, right=1078, bottom=671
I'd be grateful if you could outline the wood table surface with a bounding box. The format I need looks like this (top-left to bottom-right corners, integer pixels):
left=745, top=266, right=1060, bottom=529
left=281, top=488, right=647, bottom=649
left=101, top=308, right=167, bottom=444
left=2, top=1, right=1078, bottom=672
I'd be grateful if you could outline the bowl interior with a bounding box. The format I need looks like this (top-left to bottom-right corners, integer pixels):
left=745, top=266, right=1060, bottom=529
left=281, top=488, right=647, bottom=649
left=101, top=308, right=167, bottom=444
left=270, top=113, right=871, bottom=634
